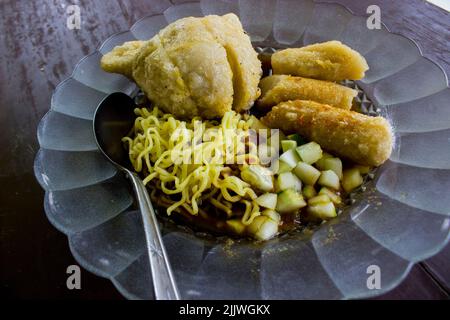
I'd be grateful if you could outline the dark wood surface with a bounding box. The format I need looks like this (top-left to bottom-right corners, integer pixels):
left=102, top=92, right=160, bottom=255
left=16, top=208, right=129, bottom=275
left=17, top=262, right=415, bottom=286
left=0, top=0, right=449, bottom=299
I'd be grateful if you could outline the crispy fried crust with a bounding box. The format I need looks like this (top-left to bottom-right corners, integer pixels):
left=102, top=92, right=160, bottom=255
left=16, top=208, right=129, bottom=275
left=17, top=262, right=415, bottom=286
left=261, top=100, right=393, bottom=166
left=100, top=14, right=261, bottom=119
left=203, top=14, right=262, bottom=112
left=100, top=41, right=146, bottom=78
left=157, top=17, right=234, bottom=119
left=257, top=75, right=357, bottom=110
left=272, top=41, right=369, bottom=81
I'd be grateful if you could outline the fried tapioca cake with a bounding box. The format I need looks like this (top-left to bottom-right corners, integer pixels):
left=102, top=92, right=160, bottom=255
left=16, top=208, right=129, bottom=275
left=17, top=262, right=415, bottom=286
left=271, top=41, right=369, bottom=81
left=100, top=40, right=146, bottom=78
left=257, top=75, right=357, bottom=110
left=100, top=14, right=262, bottom=119
left=202, top=14, right=262, bottom=112
left=261, top=100, right=393, bottom=166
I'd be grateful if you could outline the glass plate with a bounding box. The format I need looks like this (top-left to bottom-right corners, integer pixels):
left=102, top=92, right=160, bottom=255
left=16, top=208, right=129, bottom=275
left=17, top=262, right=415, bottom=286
left=34, top=0, right=450, bottom=299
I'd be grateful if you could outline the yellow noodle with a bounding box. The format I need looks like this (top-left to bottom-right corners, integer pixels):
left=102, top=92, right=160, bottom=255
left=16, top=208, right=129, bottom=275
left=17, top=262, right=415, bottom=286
left=123, top=106, right=264, bottom=224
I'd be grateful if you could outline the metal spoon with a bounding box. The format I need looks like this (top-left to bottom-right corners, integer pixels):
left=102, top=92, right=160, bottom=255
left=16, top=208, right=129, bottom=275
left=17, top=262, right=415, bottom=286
left=93, top=92, right=180, bottom=300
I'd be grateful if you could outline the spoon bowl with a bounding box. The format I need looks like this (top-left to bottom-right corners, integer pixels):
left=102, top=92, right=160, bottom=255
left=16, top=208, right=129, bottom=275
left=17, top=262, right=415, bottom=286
left=93, top=92, right=136, bottom=170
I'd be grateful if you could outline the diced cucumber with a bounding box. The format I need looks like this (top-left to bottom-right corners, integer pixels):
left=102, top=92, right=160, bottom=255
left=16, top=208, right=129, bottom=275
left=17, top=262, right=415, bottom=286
left=307, top=202, right=337, bottom=220
left=321, top=157, right=343, bottom=180
left=287, top=133, right=307, bottom=145
left=315, top=152, right=334, bottom=170
left=247, top=215, right=278, bottom=241
left=318, top=187, right=342, bottom=205
left=279, top=149, right=301, bottom=169
left=241, top=165, right=274, bottom=192
left=255, top=219, right=278, bottom=240
left=296, top=142, right=323, bottom=164
left=247, top=216, right=266, bottom=235
left=276, top=188, right=307, bottom=214
left=355, top=165, right=371, bottom=174
left=342, top=168, right=363, bottom=192
left=276, top=172, right=302, bottom=192
left=255, top=193, right=277, bottom=210
left=308, top=194, right=331, bottom=206
left=274, top=159, right=292, bottom=174
left=226, top=219, right=246, bottom=235
left=281, top=140, right=297, bottom=152
left=318, top=170, right=340, bottom=190
left=294, top=162, right=321, bottom=185
left=262, top=209, right=281, bottom=223
left=302, top=185, right=317, bottom=199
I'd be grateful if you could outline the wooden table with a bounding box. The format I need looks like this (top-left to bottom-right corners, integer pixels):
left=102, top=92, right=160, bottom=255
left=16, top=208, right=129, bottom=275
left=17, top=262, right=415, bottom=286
left=0, top=0, right=449, bottom=299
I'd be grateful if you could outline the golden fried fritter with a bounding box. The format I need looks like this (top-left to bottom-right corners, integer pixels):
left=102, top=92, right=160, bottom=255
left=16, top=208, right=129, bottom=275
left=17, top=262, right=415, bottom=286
left=203, top=14, right=262, bottom=112
left=272, top=41, right=369, bottom=81
left=100, top=40, right=146, bottom=78
left=261, top=100, right=393, bottom=166
left=100, top=14, right=261, bottom=119
left=257, top=75, right=357, bottom=110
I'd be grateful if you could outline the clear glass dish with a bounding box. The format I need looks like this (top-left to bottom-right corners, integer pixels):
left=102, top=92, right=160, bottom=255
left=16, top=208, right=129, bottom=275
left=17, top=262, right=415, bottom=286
left=34, top=0, right=450, bottom=299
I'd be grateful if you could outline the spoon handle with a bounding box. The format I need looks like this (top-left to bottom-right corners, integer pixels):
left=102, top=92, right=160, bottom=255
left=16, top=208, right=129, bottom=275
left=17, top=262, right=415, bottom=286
left=126, top=170, right=180, bottom=300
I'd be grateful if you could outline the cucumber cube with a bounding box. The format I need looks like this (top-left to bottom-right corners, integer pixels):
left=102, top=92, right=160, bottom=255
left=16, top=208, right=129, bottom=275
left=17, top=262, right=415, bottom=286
left=247, top=216, right=265, bottom=235
left=255, top=218, right=279, bottom=240
left=308, top=194, right=331, bottom=206
left=276, top=188, right=307, bottom=214
left=241, top=165, right=274, bottom=192
left=315, top=152, right=334, bottom=170
left=318, top=187, right=342, bottom=205
left=318, top=170, right=340, bottom=190
left=296, top=142, right=323, bottom=164
left=262, top=209, right=281, bottom=223
left=274, top=159, right=292, bottom=174
left=294, top=162, right=321, bottom=185
left=302, top=185, right=317, bottom=199
left=342, top=168, right=363, bottom=192
left=281, top=140, right=297, bottom=152
left=255, top=193, right=277, bottom=210
left=321, top=157, right=343, bottom=180
left=307, top=202, right=337, bottom=220
left=276, top=172, right=302, bottom=192
left=247, top=216, right=278, bottom=240
left=279, top=149, right=301, bottom=169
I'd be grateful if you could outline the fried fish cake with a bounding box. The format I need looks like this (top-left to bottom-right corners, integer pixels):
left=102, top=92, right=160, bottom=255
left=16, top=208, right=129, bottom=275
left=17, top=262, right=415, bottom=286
left=203, top=14, right=262, bottom=112
left=272, top=41, right=369, bottom=81
left=100, top=40, right=146, bottom=78
left=261, top=100, right=393, bottom=166
left=257, top=75, right=357, bottom=110
left=100, top=14, right=261, bottom=119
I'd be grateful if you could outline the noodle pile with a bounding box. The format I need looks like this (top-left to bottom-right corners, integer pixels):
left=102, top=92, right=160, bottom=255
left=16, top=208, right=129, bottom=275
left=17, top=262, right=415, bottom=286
left=122, top=107, right=264, bottom=225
